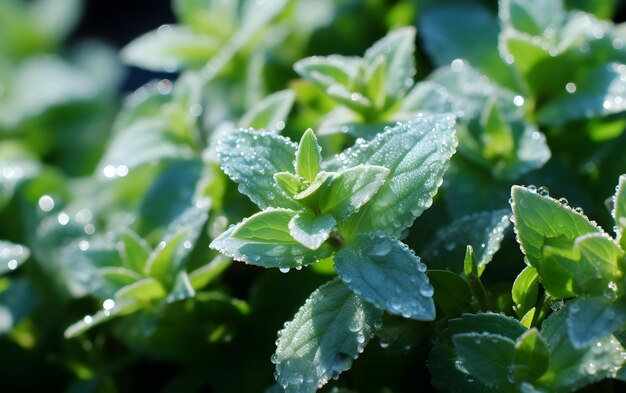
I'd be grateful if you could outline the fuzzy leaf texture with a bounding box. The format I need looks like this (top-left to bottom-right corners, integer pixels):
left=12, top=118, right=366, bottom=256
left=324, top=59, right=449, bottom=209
left=334, top=232, right=434, bottom=320
left=335, top=114, right=457, bottom=238
left=217, top=128, right=300, bottom=210
left=210, top=208, right=333, bottom=269
left=274, top=278, right=382, bottom=393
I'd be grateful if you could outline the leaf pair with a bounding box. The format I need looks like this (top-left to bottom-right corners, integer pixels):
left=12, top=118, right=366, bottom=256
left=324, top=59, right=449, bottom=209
left=511, top=175, right=626, bottom=346
left=430, top=310, right=626, bottom=392
left=295, top=27, right=415, bottom=117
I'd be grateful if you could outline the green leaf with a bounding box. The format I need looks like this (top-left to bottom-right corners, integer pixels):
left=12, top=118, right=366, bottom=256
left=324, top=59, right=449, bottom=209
left=189, top=255, right=231, bottom=290
left=338, top=115, right=457, bottom=237
left=118, top=229, right=151, bottom=274
left=145, top=230, right=189, bottom=286
left=511, top=186, right=602, bottom=267
left=333, top=232, right=435, bottom=321
left=296, top=129, right=322, bottom=182
left=394, top=81, right=455, bottom=121
left=97, top=119, right=194, bottom=177
left=365, top=55, right=387, bottom=109
left=423, top=209, right=511, bottom=274
left=499, top=0, right=566, bottom=36
left=512, top=266, right=539, bottom=318
left=288, top=211, right=336, bottom=250
left=115, top=277, right=167, bottom=303
left=567, top=297, right=626, bottom=349
left=120, top=25, right=219, bottom=72
left=274, top=278, right=382, bottom=393
left=513, top=328, right=550, bottom=382
left=210, top=208, right=333, bottom=269
left=97, top=267, right=142, bottom=289
left=233, top=209, right=298, bottom=243
left=274, top=172, right=303, bottom=196
left=452, top=332, right=516, bottom=388
left=481, top=101, right=515, bottom=161
left=165, top=271, right=196, bottom=303
left=217, top=128, right=300, bottom=210
left=613, top=174, right=626, bottom=249
left=429, top=312, right=526, bottom=392
left=539, top=308, right=626, bottom=392
left=64, top=299, right=142, bottom=338
left=463, top=245, right=479, bottom=277
left=294, top=55, right=361, bottom=92
left=363, top=27, right=416, bottom=99
left=428, top=270, right=471, bottom=317
left=420, top=5, right=517, bottom=88
left=537, top=63, right=626, bottom=125
left=319, top=165, right=389, bottom=221
left=0, top=241, right=29, bottom=275
left=239, top=90, right=295, bottom=131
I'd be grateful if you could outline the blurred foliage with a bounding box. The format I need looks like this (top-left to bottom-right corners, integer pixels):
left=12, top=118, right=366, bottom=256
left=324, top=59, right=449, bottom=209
left=1, top=0, right=626, bottom=392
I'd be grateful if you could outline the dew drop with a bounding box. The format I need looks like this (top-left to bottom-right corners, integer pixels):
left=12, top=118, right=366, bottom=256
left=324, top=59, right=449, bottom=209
left=103, top=299, right=115, bottom=311
left=279, top=267, right=290, bottom=273
left=38, top=195, right=55, bottom=212
left=419, top=283, right=434, bottom=297
left=565, top=82, right=577, bottom=94
left=513, top=95, right=524, bottom=107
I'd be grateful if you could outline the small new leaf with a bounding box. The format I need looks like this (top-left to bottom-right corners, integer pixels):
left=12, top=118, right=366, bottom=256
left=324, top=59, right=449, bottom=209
left=210, top=209, right=333, bottom=269
left=319, top=165, right=389, bottom=221
left=513, top=328, right=550, bottom=382
left=288, top=211, right=336, bottom=250
left=296, top=129, right=322, bottom=182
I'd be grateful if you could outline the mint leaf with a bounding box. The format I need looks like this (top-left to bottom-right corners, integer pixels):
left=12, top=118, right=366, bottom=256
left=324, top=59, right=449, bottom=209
left=613, top=174, right=626, bottom=249
left=452, top=332, right=516, bottom=388
left=217, top=128, right=300, bottom=210
left=429, top=312, right=526, bottom=392
left=394, top=81, right=455, bottom=120
left=511, top=186, right=602, bottom=267
left=513, top=328, right=550, bottom=383
left=296, top=129, right=322, bottom=182
left=428, top=270, right=471, bottom=317
left=274, top=172, right=303, bottom=196
left=423, top=209, right=511, bottom=274
left=115, top=277, right=167, bottom=303
left=288, top=211, right=336, bottom=250
left=274, top=278, right=382, bottom=393
left=118, top=229, right=151, bottom=274
left=512, top=266, right=539, bottom=318
left=537, top=63, right=626, bottom=125
left=333, top=232, right=435, bottom=321
left=420, top=5, right=517, bottom=88
left=319, top=165, right=389, bottom=221
left=233, top=209, right=298, bottom=243
left=210, top=209, right=333, bottom=269
left=363, top=27, right=416, bottom=99
left=567, top=296, right=626, bottom=349
left=499, top=0, right=566, bottom=36
left=337, top=115, right=457, bottom=237
left=0, top=241, right=29, bottom=275
left=540, top=308, right=626, bottom=392
left=294, top=55, right=361, bottom=92
left=239, top=90, right=295, bottom=131
left=189, top=255, right=231, bottom=290
left=144, top=230, right=189, bottom=286
left=64, top=299, right=142, bottom=338
left=121, top=25, right=219, bottom=72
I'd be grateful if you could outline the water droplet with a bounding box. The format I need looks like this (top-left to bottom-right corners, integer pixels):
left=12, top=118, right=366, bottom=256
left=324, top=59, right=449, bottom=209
left=276, top=121, right=285, bottom=131
left=527, top=185, right=537, bottom=193
left=190, top=103, right=203, bottom=117
left=513, top=95, right=524, bottom=107
left=183, top=240, right=192, bottom=249
left=419, top=283, right=434, bottom=297
left=558, top=197, right=569, bottom=207
left=157, top=79, right=173, bottom=95
left=537, top=186, right=550, bottom=197
left=608, top=281, right=618, bottom=292
left=57, top=212, right=70, bottom=226
left=7, top=259, right=17, bottom=270
left=38, top=195, right=55, bottom=212
left=83, top=315, right=93, bottom=324
left=116, top=165, right=129, bottom=177
left=450, top=59, right=465, bottom=72
left=78, top=240, right=90, bottom=251
left=565, top=82, right=577, bottom=94
left=103, top=299, right=115, bottom=311
left=103, top=165, right=116, bottom=178
left=372, top=239, right=391, bottom=256
left=279, top=267, right=290, bottom=273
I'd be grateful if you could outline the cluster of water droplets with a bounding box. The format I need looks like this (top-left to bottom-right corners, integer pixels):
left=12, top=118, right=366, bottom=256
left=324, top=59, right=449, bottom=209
left=0, top=242, right=29, bottom=272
